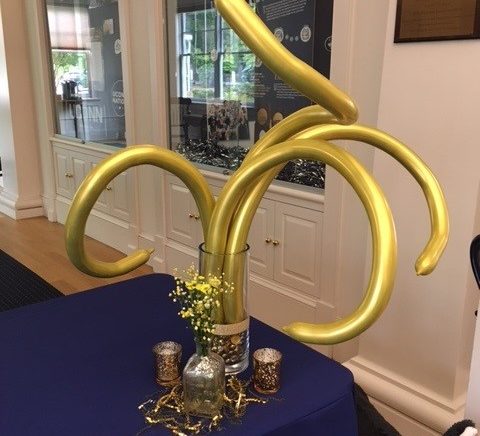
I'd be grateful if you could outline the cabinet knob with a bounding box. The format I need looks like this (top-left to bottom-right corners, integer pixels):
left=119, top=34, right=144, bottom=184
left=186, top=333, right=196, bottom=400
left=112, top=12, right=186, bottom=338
left=272, top=240, right=280, bottom=246
left=106, top=186, right=112, bottom=191
left=265, top=238, right=272, bottom=244
left=194, top=215, right=200, bottom=220
left=188, top=213, right=195, bottom=218
left=65, top=172, right=73, bottom=178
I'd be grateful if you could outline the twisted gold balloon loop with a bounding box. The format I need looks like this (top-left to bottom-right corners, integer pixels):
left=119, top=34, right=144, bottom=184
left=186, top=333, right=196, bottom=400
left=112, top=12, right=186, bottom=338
left=65, top=146, right=214, bottom=278
left=214, top=0, right=358, bottom=124
left=206, top=139, right=397, bottom=343
left=64, top=0, right=449, bottom=347
left=293, top=124, right=449, bottom=275
left=225, top=124, right=448, bottom=276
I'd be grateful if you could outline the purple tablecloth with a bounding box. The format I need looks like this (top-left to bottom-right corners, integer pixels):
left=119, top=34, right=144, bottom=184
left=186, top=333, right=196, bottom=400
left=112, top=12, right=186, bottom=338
left=0, top=274, right=358, bottom=435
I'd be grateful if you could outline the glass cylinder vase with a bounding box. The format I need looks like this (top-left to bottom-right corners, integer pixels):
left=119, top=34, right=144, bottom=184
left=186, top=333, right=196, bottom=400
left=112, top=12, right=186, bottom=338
left=183, top=342, right=225, bottom=418
left=199, top=243, right=250, bottom=375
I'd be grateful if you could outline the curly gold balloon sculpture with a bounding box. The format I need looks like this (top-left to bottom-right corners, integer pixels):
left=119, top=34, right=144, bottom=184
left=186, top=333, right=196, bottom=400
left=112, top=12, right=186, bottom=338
left=65, top=0, right=449, bottom=345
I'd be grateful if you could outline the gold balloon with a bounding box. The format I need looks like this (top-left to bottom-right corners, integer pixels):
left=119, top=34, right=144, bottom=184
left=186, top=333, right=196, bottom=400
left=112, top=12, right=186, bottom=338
left=208, top=139, right=397, bottom=343
left=65, top=0, right=449, bottom=345
left=293, top=124, right=449, bottom=275
left=213, top=0, right=358, bottom=124
left=65, top=147, right=214, bottom=278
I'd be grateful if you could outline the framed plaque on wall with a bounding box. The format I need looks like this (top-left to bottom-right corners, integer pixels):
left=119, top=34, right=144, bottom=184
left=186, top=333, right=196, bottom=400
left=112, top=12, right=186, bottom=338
left=395, top=0, right=480, bottom=42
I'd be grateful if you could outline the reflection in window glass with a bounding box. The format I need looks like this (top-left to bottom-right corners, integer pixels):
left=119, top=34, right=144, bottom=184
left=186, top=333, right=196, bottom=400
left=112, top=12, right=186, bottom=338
left=45, top=0, right=126, bottom=147
left=168, top=1, right=256, bottom=174
left=167, top=0, right=333, bottom=189
left=176, top=7, right=254, bottom=106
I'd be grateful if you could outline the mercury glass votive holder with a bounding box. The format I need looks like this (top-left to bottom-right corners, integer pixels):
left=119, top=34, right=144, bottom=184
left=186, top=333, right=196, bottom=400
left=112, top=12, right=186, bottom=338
left=153, top=341, right=182, bottom=386
left=253, top=348, right=282, bottom=394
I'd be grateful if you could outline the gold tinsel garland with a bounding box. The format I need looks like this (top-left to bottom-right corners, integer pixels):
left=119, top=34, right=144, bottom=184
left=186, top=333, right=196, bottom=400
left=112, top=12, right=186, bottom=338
left=138, top=377, right=271, bottom=435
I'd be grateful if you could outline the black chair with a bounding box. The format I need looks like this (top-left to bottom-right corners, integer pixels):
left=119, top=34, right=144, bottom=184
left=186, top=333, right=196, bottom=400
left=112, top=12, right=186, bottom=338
left=471, top=235, right=480, bottom=317
left=470, top=235, right=480, bottom=289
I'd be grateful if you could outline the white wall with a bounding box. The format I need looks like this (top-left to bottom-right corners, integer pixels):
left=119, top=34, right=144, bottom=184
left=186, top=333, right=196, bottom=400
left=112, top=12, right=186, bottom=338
left=343, top=0, right=480, bottom=432
left=0, top=0, right=44, bottom=219
left=328, top=0, right=390, bottom=361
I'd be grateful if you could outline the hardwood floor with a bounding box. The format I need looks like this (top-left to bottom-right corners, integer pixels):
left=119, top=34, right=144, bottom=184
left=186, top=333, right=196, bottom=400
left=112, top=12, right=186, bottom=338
left=0, top=213, right=153, bottom=295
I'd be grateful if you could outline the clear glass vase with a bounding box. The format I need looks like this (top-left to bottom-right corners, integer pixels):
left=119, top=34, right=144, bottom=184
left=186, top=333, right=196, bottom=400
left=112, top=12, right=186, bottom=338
left=198, top=243, right=250, bottom=375
left=183, top=342, right=225, bottom=418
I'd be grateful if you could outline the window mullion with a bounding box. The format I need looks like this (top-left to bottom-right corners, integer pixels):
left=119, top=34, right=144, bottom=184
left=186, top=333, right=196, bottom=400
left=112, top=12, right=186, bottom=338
left=214, top=13, right=222, bottom=99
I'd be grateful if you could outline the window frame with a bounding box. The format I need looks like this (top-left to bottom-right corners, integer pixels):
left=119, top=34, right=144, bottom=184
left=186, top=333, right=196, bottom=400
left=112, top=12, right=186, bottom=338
left=43, top=0, right=127, bottom=148
left=177, top=8, right=254, bottom=105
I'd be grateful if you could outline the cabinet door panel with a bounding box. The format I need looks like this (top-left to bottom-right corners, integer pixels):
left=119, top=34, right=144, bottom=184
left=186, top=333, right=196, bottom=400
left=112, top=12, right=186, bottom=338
left=54, top=149, right=72, bottom=198
left=165, top=177, right=198, bottom=248
left=274, top=203, right=323, bottom=297
left=71, top=153, right=91, bottom=193
left=248, top=199, right=274, bottom=278
left=249, top=279, right=318, bottom=335
left=91, top=162, right=109, bottom=214
left=165, top=245, right=198, bottom=275
left=193, top=185, right=221, bottom=249
left=110, top=171, right=130, bottom=221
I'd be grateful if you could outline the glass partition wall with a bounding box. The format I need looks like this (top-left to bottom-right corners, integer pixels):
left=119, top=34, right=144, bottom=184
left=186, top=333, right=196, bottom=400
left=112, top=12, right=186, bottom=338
left=166, top=0, right=334, bottom=189
left=45, top=0, right=126, bottom=147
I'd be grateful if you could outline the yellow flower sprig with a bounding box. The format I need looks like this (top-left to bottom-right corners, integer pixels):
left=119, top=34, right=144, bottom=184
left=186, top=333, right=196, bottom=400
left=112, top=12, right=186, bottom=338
left=170, top=266, right=233, bottom=351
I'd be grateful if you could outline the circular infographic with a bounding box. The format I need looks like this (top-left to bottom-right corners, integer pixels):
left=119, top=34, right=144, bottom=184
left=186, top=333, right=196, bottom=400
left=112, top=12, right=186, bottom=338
left=300, top=25, right=312, bottom=43
left=114, top=39, right=121, bottom=55
left=274, top=27, right=284, bottom=42
left=111, top=80, right=125, bottom=117
left=325, top=35, right=332, bottom=52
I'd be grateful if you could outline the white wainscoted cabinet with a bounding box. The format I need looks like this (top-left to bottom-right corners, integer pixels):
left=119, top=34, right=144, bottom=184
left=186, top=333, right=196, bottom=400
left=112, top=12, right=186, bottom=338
left=52, top=141, right=134, bottom=253
left=249, top=198, right=323, bottom=296
left=164, top=174, right=204, bottom=250
left=53, top=146, right=90, bottom=200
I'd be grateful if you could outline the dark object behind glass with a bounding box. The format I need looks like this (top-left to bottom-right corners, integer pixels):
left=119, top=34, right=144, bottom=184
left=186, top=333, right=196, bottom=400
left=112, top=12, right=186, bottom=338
left=167, top=0, right=333, bottom=190
left=45, top=0, right=126, bottom=147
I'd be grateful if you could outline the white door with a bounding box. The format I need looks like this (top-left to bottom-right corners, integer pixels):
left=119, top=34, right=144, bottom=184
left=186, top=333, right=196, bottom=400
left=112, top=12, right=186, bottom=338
left=248, top=199, right=275, bottom=278
left=70, top=151, right=91, bottom=193
left=165, top=244, right=198, bottom=276
left=273, top=202, right=323, bottom=297
left=165, top=176, right=198, bottom=248
left=249, top=279, right=317, bottom=331
left=90, top=161, right=110, bottom=214
left=54, top=148, right=73, bottom=198
left=110, top=171, right=130, bottom=222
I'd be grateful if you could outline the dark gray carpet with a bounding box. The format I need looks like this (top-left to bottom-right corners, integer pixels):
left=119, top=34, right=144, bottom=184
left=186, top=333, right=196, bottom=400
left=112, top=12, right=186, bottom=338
left=0, top=249, right=63, bottom=312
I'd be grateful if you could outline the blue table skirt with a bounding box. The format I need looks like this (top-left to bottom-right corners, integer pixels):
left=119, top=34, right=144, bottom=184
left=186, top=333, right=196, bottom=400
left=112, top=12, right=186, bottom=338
left=0, top=274, right=358, bottom=435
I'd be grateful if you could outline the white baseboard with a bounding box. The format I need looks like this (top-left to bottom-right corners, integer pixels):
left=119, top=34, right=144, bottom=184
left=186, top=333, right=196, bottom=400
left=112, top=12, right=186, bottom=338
left=345, top=356, right=465, bottom=434
left=370, top=397, right=441, bottom=436
left=137, top=233, right=166, bottom=273
left=55, top=198, right=130, bottom=253
left=42, top=195, right=57, bottom=222
left=0, top=190, right=44, bottom=219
